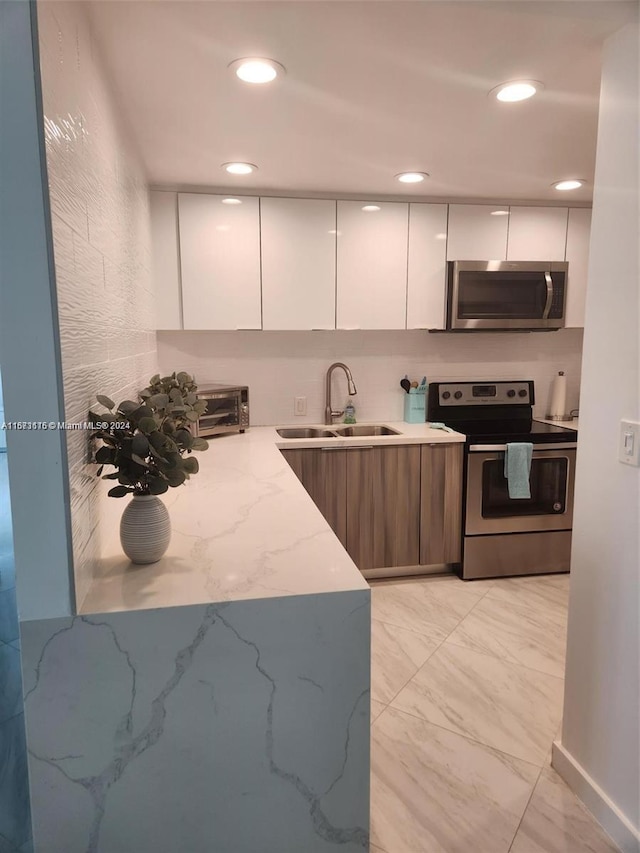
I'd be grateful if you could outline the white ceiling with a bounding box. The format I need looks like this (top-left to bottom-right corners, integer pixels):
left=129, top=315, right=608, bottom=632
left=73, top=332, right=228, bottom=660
left=87, top=0, right=636, bottom=202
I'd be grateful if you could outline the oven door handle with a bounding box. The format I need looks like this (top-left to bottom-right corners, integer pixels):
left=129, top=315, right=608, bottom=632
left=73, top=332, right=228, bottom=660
left=469, top=442, right=577, bottom=452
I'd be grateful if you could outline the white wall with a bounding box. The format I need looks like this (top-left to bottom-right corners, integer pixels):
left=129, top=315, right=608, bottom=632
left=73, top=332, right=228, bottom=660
left=37, top=2, right=157, bottom=609
left=158, top=328, right=583, bottom=425
left=556, top=19, right=639, bottom=852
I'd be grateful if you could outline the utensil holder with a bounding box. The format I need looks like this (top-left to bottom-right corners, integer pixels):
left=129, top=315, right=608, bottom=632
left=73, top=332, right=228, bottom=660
left=404, top=391, right=426, bottom=424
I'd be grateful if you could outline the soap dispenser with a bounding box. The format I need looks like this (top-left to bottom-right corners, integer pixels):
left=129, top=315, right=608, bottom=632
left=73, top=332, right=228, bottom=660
left=343, top=399, right=356, bottom=424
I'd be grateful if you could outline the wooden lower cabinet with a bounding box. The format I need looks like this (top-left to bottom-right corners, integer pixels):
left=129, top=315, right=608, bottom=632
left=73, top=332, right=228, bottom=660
left=346, top=445, right=421, bottom=570
left=420, top=443, right=463, bottom=565
left=281, top=442, right=462, bottom=571
left=280, top=448, right=348, bottom=547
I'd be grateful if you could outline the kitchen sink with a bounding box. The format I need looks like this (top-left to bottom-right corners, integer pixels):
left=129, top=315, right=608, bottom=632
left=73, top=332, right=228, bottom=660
left=333, top=424, right=401, bottom=436
left=276, top=427, right=338, bottom=438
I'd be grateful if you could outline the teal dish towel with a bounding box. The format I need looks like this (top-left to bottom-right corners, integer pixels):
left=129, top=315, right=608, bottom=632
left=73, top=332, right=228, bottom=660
left=504, top=442, right=533, bottom=499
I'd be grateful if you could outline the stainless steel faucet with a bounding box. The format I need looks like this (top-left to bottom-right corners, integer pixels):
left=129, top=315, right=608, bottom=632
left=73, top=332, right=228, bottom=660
left=325, top=362, right=357, bottom=424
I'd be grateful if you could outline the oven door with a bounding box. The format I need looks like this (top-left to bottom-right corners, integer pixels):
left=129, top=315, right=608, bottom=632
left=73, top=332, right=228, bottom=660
left=465, top=444, right=576, bottom=535
left=194, top=391, right=241, bottom=435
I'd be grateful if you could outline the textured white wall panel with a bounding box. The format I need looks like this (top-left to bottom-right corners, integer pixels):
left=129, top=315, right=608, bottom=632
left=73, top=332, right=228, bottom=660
left=158, top=329, right=583, bottom=426
left=38, top=1, right=157, bottom=609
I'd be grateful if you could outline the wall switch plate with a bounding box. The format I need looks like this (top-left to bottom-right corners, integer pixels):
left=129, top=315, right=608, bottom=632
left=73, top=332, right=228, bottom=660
left=294, top=396, right=307, bottom=417
left=619, top=420, right=640, bottom=466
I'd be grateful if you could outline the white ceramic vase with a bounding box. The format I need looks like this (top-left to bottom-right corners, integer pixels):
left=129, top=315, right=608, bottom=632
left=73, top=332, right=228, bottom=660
left=120, top=494, right=171, bottom=564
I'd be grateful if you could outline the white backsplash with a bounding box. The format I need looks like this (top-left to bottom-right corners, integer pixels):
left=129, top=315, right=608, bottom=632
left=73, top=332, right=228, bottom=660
left=38, top=2, right=157, bottom=607
left=158, top=329, right=583, bottom=425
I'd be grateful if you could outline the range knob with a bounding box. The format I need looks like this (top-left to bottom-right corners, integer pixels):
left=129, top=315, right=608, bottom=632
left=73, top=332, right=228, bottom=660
left=442, top=391, right=451, bottom=400
left=518, top=389, right=528, bottom=398
left=454, top=391, right=463, bottom=400
left=507, top=389, right=516, bottom=398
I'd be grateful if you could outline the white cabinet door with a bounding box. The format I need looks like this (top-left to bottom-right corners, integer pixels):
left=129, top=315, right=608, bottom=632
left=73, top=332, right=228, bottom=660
left=178, top=194, right=261, bottom=330
left=564, top=208, right=592, bottom=328
left=150, top=191, right=182, bottom=330
left=507, top=206, right=568, bottom=261
left=407, top=203, right=448, bottom=329
left=261, top=198, right=336, bottom=330
left=446, top=204, right=508, bottom=260
left=336, top=201, right=408, bottom=329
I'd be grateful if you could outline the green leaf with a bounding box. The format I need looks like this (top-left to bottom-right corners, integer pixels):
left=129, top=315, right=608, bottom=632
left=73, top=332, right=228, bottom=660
left=175, top=428, right=193, bottom=448
left=97, top=395, right=115, bottom=410
left=149, top=374, right=161, bottom=385
left=131, top=434, right=149, bottom=457
left=95, top=446, right=114, bottom=464
left=182, top=456, right=199, bottom=474
left=185, top=410, right=200, bottom=422
left=169, top=388, right=183, bottom=403
left=186, top=392, right=197, bottom=405
left=118, top=400, right=139, bottom=415
left=131, top=454, right=150, bottom=468
left=149, top=431, right=168, bottom=450
left=176, top=371, right=190, bottom=384
left=191, top=437, right=209, bottom=451
left=108, top=485, right=130, bottom=498
left=138, top=417, right=158, bottom=435
left=166, top=468, right=187, bottom=487
left=148, top=478, right=169, bottom=495
left=101, top=472, right=120, bottom=480
left=149, top=393, right=170, bottom=409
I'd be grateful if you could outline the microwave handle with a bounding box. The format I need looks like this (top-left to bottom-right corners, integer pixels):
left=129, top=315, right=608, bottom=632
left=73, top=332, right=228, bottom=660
left=542, top=272, right=554, bottom=319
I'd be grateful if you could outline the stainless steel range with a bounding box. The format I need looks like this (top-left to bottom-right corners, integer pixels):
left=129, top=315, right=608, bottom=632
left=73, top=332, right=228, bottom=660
left=427, top=380, right=578, bottom=580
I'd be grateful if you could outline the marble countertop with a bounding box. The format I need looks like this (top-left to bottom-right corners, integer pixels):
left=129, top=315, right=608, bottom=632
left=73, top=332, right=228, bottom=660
left=79, top=422, right=465, bottom=616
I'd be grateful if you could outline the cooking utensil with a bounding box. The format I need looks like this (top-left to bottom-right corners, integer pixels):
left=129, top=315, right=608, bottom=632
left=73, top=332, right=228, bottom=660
left=400, top=377, right=411, bottom=394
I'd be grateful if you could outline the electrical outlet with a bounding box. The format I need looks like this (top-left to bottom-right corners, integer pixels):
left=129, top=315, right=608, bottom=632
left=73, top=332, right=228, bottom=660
left=294, top=396, right=307, bottom=417
left=619, top=420, right=640, bottom=466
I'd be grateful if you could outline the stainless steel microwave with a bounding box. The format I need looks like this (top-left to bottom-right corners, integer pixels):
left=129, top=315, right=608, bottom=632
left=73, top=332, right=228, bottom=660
left=193, top=384, right=249, bottom=437
left=446, top=261, right=568, bottom=331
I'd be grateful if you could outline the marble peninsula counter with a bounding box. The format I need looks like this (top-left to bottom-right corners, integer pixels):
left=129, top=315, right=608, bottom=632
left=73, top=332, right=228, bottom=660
left=79, top=421, right=465, bottom=616
left=20, top=421, right=464, bottom=853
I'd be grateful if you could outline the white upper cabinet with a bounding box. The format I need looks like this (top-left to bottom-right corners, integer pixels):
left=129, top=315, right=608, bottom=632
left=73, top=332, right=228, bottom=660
left=178, top=193, right=262, bottom=330
left=150, top=191, right=182, bottom=329
left=407, top=204, right=448, bottom=329
left=564, top=207, right=592, bottom=328
left=261, top=198, right=336, bottom=330
left=446, top=204, right=508, bottom=260
left=507, top=206, right=568, bottom=261
left=336, top=201, right=408, bottom=330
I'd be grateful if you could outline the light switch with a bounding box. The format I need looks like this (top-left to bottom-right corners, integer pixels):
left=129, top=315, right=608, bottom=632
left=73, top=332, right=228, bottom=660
left=294, top=396, right=307, bottom=417
left=619, top=420, right=640, bottom=466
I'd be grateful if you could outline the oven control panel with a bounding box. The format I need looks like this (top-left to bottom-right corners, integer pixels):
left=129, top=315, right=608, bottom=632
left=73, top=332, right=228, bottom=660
left=435, top=381, right=533, bottom=406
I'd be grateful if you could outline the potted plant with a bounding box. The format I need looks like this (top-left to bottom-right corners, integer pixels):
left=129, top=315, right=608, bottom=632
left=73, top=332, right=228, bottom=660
left=90, top=372, right=209, bottom=564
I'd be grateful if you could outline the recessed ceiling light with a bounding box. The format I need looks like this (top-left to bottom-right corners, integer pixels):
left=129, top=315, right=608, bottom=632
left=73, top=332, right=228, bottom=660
left=222, top=162, right=257, bottom=175
left=552, top=179, right=585, bottom=191
left=362, top=205, right=381, bottom=212
left=490, top=80, right=543, bottom=102
left=395, top=172, right=429, bottom=184
left=229, top=58, right=286, bottom=84
left=491, top=209, right=510, bottom=216
left=222, top=197, right=242, bottom=205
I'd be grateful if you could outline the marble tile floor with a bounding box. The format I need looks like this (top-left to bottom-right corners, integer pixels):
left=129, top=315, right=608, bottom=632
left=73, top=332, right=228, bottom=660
left=369, top=572, right=621, bottom=853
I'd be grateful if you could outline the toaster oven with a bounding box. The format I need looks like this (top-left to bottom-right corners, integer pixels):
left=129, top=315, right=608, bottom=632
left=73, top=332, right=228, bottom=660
left=193, top=384, right=249, bottom=437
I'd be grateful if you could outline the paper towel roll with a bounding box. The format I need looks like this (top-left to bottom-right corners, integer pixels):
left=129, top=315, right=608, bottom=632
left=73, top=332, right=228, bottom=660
left=548, top=371, right=567, bottom=418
